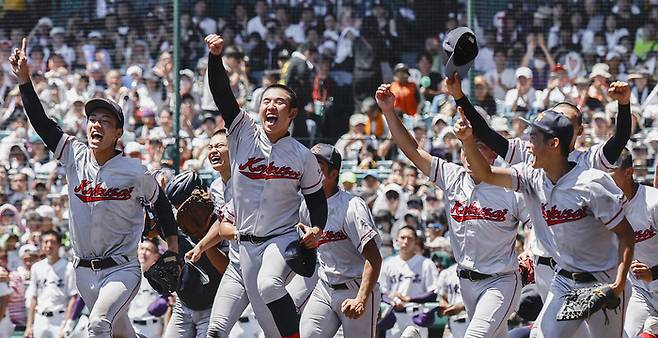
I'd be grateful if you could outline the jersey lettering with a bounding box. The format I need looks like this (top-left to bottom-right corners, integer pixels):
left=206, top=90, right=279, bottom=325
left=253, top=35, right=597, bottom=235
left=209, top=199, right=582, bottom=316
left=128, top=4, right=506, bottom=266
left=74, top=179, right=135, bottom=202
left=36, top=278, right=65, bottom=289
left=541, top=204, right=588, bottom=226
left=634, top=228, right=657, bottom=243
left=238, top=157, right=301, bottom=180
left=388, top=273, right=422, bottom=284
left=318, top=230, right=348, bottom=246
left=449, top=200, right=508, bottom=222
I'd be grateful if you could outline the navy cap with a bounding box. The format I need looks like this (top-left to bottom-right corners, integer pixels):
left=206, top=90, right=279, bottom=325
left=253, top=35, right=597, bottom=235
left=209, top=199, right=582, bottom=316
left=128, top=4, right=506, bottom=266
left=311, top=143, right=342, bottom=170
left=443, top=27, right=479, bottom=79
left=521, top=110, right=574, bottom=148
left=85, top=98, right=125, bottom=128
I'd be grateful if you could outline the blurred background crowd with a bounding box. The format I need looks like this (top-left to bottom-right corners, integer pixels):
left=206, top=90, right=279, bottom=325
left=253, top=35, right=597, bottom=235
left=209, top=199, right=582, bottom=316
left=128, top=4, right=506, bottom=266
left=0, top=0, right=657, bottom=336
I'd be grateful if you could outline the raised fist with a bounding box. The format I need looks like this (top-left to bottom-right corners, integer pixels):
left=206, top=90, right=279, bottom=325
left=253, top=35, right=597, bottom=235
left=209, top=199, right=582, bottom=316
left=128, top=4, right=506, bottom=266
left=204, top=34, right=224, bottom=56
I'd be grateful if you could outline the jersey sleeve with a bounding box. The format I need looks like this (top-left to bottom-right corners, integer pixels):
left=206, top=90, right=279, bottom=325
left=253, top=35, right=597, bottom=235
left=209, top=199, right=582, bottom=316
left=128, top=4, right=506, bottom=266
left=299, top=200, right=311, bottom=226
left=0, top=282, right=11, bottom=297
left=436, top=269, right=448, bottom=298
left=514, top=192, right=532, bottom=226
left=26, top=265, right=37, bottom=299
left=584, top=143, right=618, bottom=171
left=423, top=259, right=440, bottom=291
left=344, top=196, right=381, bottom=253
left=209, top=179, right=225, bottom=215
left=141, top=169, right=160, bottom=204
left=65, top=262, right=78, bottom=297
left=585, top=172, right=627, bottom=230
left=510, top=163, right=542, bottom=196
left=53, top=134, right=87, bottom=168
left=227, top=110, right=258, bottom=153
left=378, top=259, right=391, bottom=295
left=505, top=138, right=530, bottom=165
left=300, top=150, right=324, bottom=195
left=428, top=156, right=463, bottom=190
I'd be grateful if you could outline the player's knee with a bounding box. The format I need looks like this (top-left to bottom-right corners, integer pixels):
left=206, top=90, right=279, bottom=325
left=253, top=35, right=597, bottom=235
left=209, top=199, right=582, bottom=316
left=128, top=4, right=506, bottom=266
left=206, top=324, right=229, bottom=338
left=258, top=277, right=286, bottom=303
left=87, top=316, right=112, bottom=336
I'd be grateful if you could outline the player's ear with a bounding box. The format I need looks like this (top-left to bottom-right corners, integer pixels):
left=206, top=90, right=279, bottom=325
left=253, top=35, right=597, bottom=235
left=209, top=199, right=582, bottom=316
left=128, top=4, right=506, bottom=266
left=288, top=107, right=299, bottom=120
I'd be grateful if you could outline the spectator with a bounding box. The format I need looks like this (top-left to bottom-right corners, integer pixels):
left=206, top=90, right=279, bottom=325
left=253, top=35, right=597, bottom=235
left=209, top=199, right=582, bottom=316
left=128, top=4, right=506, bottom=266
left=634, top=22, right=658, bottom=61
left=286, top=7, right=315, bottom=44
left=390, top=63, right=420, bottom=116
left=335, top=114, right=374, bottom=162
left=586, top=63, right=612, bottom=111
left=604, top=15, right=630, bottom=51
left=628, top=66, right=657, bottom=106
left=521, top=33, right=555, bottom=91
left=361, top=97, right=389, bottom=140
left=504, top=67, right=536, bottom=113
left=281, top=43, right=316, bottom=142
left=472, top=76, right=497, bottom=115
left=473, top=30, right=497, bottom=74
left=0, top=247, right=12, bottom=338
left=484, top=47, right=516, bottom=101
left=539, top=64, right=578, bottom=109
left=606, top=51, right=626, bottom=82
left=352, top=16, right=385, bottom=108
left=247, top=0, right=270, bottom=40
left=415, top=52, right=442, bottom=103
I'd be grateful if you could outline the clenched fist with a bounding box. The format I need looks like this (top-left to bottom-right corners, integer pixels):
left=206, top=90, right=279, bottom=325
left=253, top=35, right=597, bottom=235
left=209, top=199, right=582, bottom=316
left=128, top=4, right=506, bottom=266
left=204, top=34, right=225, bottom=56
left=608, top=81, right=631, bottom=105
left=375, top=84, right=395, bottom=113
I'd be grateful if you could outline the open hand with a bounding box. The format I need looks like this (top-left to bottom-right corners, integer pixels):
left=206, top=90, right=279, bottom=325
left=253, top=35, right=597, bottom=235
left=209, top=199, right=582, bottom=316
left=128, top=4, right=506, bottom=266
left=341, top=297, right=366, bottom=319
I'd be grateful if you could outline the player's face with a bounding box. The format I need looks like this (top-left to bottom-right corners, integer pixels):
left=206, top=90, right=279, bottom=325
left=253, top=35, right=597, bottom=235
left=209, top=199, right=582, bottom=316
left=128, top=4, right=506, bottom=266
left=138, top=242, right=160, bottom=269
left=259, top=87, right=298, bottom=139
left=40, top=234, right=59, bottom=257
left=396, top=228, right=417, bottom=253
left=207, top=132, right=229, bottom=172
left=317, top=159, right=338, bottom=191
left=527, top=129, right=552, bottom=168
left=87, top=110, right=123, bottom=151
left=609, top=166, right=633, bottom=190
left=553, top=105, right=582, bottom=150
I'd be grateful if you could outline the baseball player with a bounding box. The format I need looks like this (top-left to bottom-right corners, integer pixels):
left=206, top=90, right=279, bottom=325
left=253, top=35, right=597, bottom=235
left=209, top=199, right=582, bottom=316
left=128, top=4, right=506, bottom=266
left=129, top=239, right=166, bottom=338
left=436, top=263, right=468, bottom=338
left=377, top=84, right=525, bottom=337
left=205, top=34, right=327, bottom=338
left=24, top=230, right=77, bottom=338
left=444, top=75, right=632, bottom=302
left=455, top=107, right=635, bottom=338
left=608, top=150, right=658, bottom=337
left=11, top=38, right=180, bottom=338
left=298, top=143, right=383, bottom=338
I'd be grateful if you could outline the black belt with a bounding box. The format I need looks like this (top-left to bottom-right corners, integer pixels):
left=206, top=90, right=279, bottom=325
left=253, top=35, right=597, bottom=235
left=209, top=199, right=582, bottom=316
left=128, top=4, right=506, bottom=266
left=329, top=283, right=349, bottom=290
left=77, top=256, right=127, bottom=271
left=41, top=310, right=65, bottom=317
left=458, top=269, right=493, bottom=281
left=132, top=319, right=159, bottom=325
left=394, top=306, right=421, bottom=313
left=537, top=256, right=557, bottom=269
left=238, top=317, right=249, bottom=323
left=454, top=318, right=467, bottom=323
left=239, top=233, right=279, bottom=244
left=557, top=269, right=597, bottom=283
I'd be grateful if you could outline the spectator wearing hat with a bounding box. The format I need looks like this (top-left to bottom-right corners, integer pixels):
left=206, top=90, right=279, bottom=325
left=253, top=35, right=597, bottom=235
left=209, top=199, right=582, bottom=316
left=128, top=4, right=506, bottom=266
left=587, top=63, right=612, bottom=110
left=335, top=114, right=376, bottom=162
left=48, top=27, right=74, bottom=66
left=390, top=63, right=421, bottom=116
left=539, top=63, right=578, bottom=110
left=504, top=67, right=536, bottom=113
left=606, top=50, right=627, bottom=82
left=472, top=75, right=496, bottom=115
left=628, top=66, right=656, bottom=106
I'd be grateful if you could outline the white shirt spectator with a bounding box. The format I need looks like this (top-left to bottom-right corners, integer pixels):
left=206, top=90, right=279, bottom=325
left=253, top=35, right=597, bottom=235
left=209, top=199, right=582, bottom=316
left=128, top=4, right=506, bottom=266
left=484, top=68, right=516, bottom=101
left=247, top=16, right=268, bottom=39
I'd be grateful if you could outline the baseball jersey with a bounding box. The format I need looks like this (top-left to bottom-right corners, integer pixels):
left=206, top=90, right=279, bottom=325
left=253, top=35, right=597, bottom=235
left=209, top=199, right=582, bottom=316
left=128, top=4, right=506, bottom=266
left=26, top=258, right=77, bottom=313
left=227, top=110, right=324, bottom=237
left=428, top=156, right=529, bottom=274
left=128, top=276, right=161, bottom=321
left=624, top=184, right=658, bottom=292
left=299, top=190, right=381, bottom=285
left=210, top=177, right=239, bottom=264
left=511, top=162, right=627, bottom=272
left=505, top=138, right=617, bottom=171
left=54, top=134, right=160, bottom=258
left=436, top=264, right=467, bottom=321
left=379, top=254, right=439, bottom=301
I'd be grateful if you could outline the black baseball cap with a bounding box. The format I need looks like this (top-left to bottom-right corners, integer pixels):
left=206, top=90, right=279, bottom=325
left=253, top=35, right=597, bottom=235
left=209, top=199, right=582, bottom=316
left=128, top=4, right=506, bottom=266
left=520, top=110, right=573, bottom=147
left=443, top=27, right=479, bottom=79
left=85, top=98, right=125, bottom=128
left=311, top=143, right=342, bottom=170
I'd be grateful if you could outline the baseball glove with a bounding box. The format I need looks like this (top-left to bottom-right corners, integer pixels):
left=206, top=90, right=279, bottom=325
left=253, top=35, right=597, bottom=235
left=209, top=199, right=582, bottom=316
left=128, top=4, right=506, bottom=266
left=518, top=255, right=535, bottom=286
left=144, top=250, right=182, bottom=295
left=176, top=188, right=215, bottom=238
left=556, top=284, right=620, bottom=323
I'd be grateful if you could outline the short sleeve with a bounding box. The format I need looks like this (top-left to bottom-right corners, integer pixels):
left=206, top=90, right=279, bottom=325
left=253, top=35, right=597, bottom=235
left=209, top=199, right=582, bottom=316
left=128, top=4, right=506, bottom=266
left=65, top=262, right=78, bottom=297
left=300, top=150, right=324, bottom=195
left=221, top=199, right=235, bottom=223
left=587, top=143, right=618, bottom=171
left=141, top=170, right=159, bottom=204
left=26, top=265, right=37, bottom=299
left=428, top=156, right=463, bottom=190
left=344, top=197, right=381, bottom=253
left=227, top=110, right=258, bottom=150
left=510, top=163, right=541, bottom=195
left=505, top=138, right=530, bottom=165
left=436, top=269, right=448, bottom=297
left=585, top=172, right=626, bottom=230
left=209, top=179, right=225, bottom=215
left=54, top=134, right=86, bottom=167
left=423, top=259, right=440, bottom=291
left=515, top=192, right=531, bottom=226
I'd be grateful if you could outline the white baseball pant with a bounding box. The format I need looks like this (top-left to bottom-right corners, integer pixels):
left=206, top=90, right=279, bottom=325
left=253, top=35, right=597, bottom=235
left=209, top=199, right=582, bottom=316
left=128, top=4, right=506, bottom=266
left=533, top=268, right=631, bottom=338
left=132, top=318, right=163, bottom=338
left=164, top=302, right=211, bottom=338
left=300, top=280, right=380, bottom=338
left=624, top=286, right=658, bottom=337
left=75, top=258, right=141, bottom=338
left=459, top=271, right=521, bottom=338
left=0, top=313, right=13, bottom=338
left=533, top=256, right=556, bottom=301
left=386, top=309, right=429, bottom=338
left=229, top=305, right=266, bottom=338
left=448, top=317, right=469, bottom=338
left=33, top=311, right=65, bottom=338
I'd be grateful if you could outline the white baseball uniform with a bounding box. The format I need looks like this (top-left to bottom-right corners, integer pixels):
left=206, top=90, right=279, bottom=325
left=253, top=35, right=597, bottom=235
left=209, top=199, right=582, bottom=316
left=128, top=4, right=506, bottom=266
left=55, top=133, right=159, bottom=338
left=128, top=276, right=164, bottom=338
left=299, top=190, right=382, bottom=338
left=379, top=254, right=439, bottom=338
left=0, top=282, right=13, bottom=338
left=437, top=264, right=468, bottom=338
left=622, top=184, right=658, bottom=337
left=428, top=156, right=524, bottom=338
left=226, top=110, right=323, bottom=335
left=505, top=138, right=618, bottom=301
left=510, top=162, right=631, bottom=338
left=26, top=258, right=77, bottom=338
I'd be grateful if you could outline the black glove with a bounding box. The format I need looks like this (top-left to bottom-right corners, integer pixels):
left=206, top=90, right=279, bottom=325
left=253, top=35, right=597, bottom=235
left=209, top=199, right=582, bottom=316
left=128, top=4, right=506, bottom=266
left=144, top=250, right=182, bottom=295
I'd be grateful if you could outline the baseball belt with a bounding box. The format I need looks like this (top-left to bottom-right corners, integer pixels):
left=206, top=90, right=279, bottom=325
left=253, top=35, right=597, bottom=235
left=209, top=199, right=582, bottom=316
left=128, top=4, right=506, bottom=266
left=40, top=310, right=65, bottom=317
left=132, top=319, right=160, bottom=325
left=76, top=255, right=128, bottom=271
left=458, top=269, right=494, bottom=281
left=557, top=269, right=597, bottom=283
left=238, top=233, right=280, bottom=244
left=537, top=256, right=557, bottom=269
left=328, top=279, right=360, bottom=290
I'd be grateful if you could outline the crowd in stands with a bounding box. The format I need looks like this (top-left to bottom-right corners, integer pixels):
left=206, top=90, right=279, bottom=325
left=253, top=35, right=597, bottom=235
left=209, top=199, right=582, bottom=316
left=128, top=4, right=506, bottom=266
left=0, top=0, right=657, bottom=336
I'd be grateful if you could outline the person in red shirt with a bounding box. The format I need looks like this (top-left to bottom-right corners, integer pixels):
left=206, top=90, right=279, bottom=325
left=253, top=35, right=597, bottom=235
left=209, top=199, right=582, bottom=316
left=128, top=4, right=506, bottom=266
left=390, top=63, right=421, bottom=116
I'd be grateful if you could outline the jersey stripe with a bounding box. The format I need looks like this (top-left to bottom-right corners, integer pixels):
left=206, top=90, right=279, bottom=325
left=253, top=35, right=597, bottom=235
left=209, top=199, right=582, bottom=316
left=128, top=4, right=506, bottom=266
left=228, top=112, right=246, bottom=135
left=508, top=141, right=517, bottom=163
left=301, top=176, right=323, bottom=192
left=55, top=135, right=73, bottom=161
left=603, top=207, right=624, bottom=226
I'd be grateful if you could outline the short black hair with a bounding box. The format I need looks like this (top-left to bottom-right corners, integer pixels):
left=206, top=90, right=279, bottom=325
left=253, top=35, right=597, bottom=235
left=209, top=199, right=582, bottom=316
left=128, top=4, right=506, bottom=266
left=298, top=42, right=317, bottom=54
left=261, top=84, right=298, bottom=109
left=540, top=130, right=570, bottom=157
left=40, top=230, right=62, bottom=244
left=212, top=128, right=227, bottom=137
left=615, top=148, right=633, bottom=169
left=398, top=225, right=417, bottom=238
left=416, top=52, right=433, bottom=63
left=552, top=102, right=583, bottom=126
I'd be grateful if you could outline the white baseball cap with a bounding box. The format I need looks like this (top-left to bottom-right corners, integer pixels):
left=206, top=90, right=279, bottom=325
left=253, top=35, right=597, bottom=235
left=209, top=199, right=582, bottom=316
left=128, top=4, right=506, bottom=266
left=349, top=114, right=368, bottom=127
left=35, top=205, right=55, bottom=219
left=126, top=65, right=143, bottom=77
left=516, top=67, right=533, bottom=79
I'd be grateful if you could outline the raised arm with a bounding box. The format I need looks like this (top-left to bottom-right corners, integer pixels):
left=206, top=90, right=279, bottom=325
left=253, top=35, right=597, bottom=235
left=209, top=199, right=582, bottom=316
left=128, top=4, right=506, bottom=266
left=455, top=107, right=514, bottom=188
left=205, top=35, right=240, bottom=129
left=445, top=74, right=509, bottom=157
left=603, top=82, right=632, bottom=165
left=10, top=38, right=63, bottom=151
left=375, top=84, right=433, bottom=175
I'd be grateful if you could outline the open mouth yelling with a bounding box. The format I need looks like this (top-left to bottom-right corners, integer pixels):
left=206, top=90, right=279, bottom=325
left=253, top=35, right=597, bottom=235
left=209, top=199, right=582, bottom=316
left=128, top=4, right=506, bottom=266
left=90, top=131, right=103, bottom=145
left=209, top=153, right=223, bottom=166
left=265, top=114, right=278, bottom=128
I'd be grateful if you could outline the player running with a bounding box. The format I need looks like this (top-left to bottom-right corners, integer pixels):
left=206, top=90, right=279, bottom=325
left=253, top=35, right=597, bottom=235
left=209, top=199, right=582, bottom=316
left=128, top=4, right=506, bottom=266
left=10, top=38, right=180, bottom=338
left=205, top=34, right=327, bottom=338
